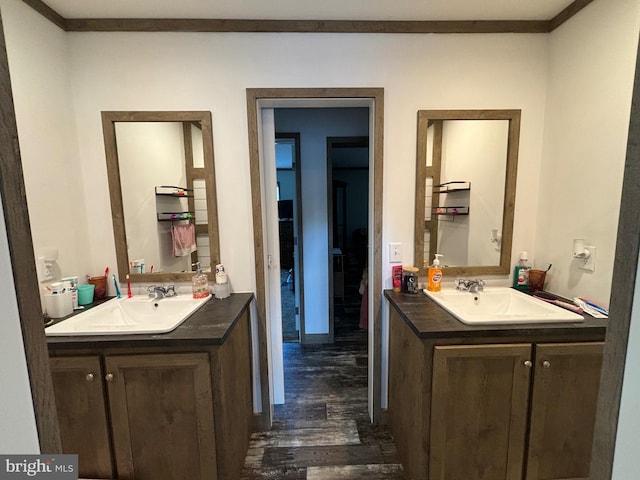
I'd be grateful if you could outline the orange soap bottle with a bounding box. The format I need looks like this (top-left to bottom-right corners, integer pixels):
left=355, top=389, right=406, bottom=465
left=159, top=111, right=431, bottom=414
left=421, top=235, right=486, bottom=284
left=427, top=254, right=443, bottom=292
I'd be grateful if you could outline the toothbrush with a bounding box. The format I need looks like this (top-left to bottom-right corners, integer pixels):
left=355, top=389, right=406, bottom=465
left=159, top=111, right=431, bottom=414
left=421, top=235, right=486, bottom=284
left=126, top=274, right=132, bottom=298
left=534, top=294, right=583, bottom=314
left=574, top=298, right=608, bottom=318
left=104, top=266, right=109, bottom=278
left=150, top=265, right=154, bottom=274
left=578, top=297, right=609, bottom=315
left=112, top=274, right=121, bottom=299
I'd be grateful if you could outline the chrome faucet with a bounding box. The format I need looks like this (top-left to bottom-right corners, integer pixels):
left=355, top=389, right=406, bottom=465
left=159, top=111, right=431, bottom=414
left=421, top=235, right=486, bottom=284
left=147, top=285, right=177, bottom=299
left=456, top=279, right=485, bottom=293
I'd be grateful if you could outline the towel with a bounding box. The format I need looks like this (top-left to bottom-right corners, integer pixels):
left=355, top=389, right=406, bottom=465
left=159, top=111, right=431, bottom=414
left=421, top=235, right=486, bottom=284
left=171, top=223, right=197, bottom=257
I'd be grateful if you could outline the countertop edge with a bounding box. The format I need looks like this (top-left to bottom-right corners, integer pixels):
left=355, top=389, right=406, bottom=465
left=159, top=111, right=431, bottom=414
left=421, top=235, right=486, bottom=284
left=384, top=289, right=607, bottom=339
left=46, top=292, right=255, bottom=350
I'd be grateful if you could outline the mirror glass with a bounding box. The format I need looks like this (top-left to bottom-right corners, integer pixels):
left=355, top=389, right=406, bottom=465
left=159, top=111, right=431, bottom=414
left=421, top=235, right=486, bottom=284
left=415, top=110, right=521, bottom=276
left=102, top=111, right=220, bottom=283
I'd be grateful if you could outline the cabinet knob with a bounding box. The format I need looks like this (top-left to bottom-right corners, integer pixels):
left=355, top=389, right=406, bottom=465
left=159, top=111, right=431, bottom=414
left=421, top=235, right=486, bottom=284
left=523, top=360, right=532, bottom=368
left=85, top=373, right=94, bottom=382
left=105, top=373, right=114, bottom=382
left=542, top=360, right=551, bottom=368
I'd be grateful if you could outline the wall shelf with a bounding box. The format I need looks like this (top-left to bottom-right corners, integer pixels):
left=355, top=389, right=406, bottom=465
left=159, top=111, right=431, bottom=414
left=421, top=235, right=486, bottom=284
left=157, top=212, right=194, bottom=222
left=156, top=186, right=194, bottom=222
left=432, top=206, right=469, bottom=216
left=433, top=181, right=471, bottom=194
left=154, top=185, right=194, bottom=197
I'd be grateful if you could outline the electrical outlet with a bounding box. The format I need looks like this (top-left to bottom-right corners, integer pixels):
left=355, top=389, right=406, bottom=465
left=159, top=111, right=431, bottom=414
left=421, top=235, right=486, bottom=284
left=389, top=243, right=402, bottom=263
left=37, top=256, right=53, bottom=282
left=579, top=246, right=597, bottom=272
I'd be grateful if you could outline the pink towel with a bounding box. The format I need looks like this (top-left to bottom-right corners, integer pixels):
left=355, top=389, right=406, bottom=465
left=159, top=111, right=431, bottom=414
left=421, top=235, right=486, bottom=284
left=171, top=224, right=197, bottom=257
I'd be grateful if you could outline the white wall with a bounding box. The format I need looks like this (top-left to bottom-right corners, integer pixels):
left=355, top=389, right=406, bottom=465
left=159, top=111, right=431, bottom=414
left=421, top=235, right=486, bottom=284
left=60, top=30, right=549, bottom=301
left=0, top=0, right=92, bottom=294
left=275, top=108, right=369, bottom=334
left=535, top=0, right=640, bottom=306
left=0, top=195, right=40, bottom=453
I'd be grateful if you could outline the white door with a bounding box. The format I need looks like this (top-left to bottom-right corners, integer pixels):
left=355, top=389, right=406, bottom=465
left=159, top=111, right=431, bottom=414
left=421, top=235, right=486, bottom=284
left=259, top=108, right=285, bottom=405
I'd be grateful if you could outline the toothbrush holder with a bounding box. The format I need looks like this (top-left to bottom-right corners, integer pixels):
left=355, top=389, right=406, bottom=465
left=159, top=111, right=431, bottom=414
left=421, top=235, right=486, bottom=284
left=88, top=276, right=107, bottom=300
left=528, top=269, right=547, bottom=292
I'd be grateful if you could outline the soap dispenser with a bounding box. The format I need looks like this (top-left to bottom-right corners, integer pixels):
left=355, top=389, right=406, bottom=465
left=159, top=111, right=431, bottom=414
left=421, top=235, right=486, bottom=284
left=192, top=262, right=210, bottom=299
left=427, top=254, right=444, bottom=292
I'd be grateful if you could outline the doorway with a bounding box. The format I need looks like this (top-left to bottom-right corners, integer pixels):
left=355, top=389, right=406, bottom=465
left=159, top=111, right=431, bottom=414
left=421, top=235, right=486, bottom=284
left=246, top=88, right=384, bottom=425
left=275, top=133, right=302, bottom=343
left=327, top=136, right=370, bottom=341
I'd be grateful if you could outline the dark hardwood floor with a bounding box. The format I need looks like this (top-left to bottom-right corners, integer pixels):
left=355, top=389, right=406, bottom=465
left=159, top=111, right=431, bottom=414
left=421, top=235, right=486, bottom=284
left=242, top=304, right=405, bottom=479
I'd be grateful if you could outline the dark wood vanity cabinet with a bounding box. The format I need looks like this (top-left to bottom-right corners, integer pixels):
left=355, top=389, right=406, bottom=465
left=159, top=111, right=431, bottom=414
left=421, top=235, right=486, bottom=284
left=50, top=356, right=114, bottom=478
left=48, top=294, right=254, bottom=480
left=430, top=344, right=532, bottom=480
left=51, top=353, right=217, bottom=480
left=430, top=342, right=603, bottom=480
left=107, top=353, right=217, bottom=480
left=525, top=342, right=603, bottom=480
left=386, top=292, right=607, bottom=480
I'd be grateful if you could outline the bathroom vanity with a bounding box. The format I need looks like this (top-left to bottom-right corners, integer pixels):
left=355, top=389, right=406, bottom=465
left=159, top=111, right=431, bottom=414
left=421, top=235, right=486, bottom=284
left=46, top=293, right=254, bottom=480
left=385, top=290, right=607, bottom=480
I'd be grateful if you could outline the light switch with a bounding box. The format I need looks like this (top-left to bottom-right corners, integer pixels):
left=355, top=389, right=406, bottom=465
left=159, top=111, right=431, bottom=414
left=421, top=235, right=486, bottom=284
left=389, top=243, right=402, bottom=263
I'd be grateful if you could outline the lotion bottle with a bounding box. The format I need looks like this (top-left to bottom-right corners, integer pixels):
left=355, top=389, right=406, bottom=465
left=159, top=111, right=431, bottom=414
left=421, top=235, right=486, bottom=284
left=427, top=254, right=444, bottom=292
left=192, top=262, right=210, bottom=299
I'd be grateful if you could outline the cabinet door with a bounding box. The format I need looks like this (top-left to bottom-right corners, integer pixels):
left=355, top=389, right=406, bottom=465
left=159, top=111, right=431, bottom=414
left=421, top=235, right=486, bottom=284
left=105, top=353, right=217, bottom=480
left=526, top=342, right=604, bottom=480
left=430, top=344, right=532, bottom=480
left=50, top=356, right=114, bottom=479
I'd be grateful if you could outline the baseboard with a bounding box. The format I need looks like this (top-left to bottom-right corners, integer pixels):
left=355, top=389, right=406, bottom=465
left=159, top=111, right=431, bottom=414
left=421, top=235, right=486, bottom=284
left=377, top=408, right=389, bottom=425
left=252, top=412, right=269, bottom=432
left=301, top=333, right=332, bottom=344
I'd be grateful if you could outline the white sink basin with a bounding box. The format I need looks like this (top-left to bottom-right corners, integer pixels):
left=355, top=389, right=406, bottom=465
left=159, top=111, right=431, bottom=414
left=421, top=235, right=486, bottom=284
left=423, top=287, right=584, bottom=325
left=45, top=294, right=211, bottom=336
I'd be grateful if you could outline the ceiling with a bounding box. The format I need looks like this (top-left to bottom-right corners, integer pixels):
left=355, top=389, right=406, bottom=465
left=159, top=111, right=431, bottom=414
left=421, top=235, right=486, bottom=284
left=41, top=0, right=577, bottom=22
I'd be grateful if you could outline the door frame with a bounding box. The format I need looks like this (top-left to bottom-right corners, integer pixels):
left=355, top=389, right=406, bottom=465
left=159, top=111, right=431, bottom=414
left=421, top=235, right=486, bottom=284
left=327, top=136, right=369, bottom=345
left=246, top=88, right=384, bottom=426
left=275, top=132, right=304, bottom=342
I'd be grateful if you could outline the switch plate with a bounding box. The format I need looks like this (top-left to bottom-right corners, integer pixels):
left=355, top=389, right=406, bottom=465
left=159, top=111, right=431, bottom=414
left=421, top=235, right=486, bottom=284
left=579, top=246, right=597, bottom=272
left=389, top=243, right=403, bottom=263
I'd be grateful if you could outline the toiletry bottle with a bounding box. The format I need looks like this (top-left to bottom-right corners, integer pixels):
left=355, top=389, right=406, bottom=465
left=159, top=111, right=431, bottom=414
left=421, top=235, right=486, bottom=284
left=392, top=265, right=403, bottom=292
left=427, top=254, right=444, bottom=292
left=513, top=251, right=531, bottom=291
left=192, top=262, right=210, bottom=299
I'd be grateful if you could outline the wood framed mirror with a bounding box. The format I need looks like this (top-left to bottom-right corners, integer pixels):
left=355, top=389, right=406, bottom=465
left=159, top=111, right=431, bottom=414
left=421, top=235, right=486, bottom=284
left=102, top=111, right=220, bottom=283
left=414, top=109, right=521, bottom=276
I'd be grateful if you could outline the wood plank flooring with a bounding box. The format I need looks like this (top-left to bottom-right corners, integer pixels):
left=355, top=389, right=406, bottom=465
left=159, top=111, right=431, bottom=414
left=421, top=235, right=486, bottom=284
left=241, top=326, right=405, bottom=479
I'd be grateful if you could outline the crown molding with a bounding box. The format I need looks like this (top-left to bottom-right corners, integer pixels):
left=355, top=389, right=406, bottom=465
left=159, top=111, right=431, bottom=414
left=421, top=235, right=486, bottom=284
left=22, top=0, right=594, bottom=34
left=63, top=18, right=551, bottom=34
